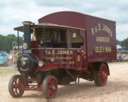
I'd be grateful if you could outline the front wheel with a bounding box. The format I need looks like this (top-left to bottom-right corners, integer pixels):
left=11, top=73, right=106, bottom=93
left=8, top=75, right=24, bottom=97
left=94, top=63, right=109, bottom=86
left=42, top=75, right=58, bottom=98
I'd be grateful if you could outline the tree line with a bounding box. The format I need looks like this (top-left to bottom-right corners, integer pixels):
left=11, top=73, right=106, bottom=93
left=120, top=38, right=128, bottom=49
left=0, top=34, right=128, bottom=52
left=0, top=34, right=23, bottom=52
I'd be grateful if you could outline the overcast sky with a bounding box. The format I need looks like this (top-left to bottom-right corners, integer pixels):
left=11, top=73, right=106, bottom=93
left=0, top=0, right=128, bottom=41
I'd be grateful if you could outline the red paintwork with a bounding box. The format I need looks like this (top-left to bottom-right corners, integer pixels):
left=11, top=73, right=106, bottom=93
left=37, top=63, right=60, bottom=72
left=45, top=76, right=58, bottom=98
left=32, top=48, right=87, bottom=72
left=39, top=11, right=85, bottom=29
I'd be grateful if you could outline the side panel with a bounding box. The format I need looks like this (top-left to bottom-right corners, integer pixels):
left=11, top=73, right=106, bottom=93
left=85, top=16, right=116, bottom=62
left=32, top=48, right=87, bottom=72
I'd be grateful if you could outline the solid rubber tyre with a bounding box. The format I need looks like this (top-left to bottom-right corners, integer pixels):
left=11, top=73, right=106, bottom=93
left=94, top=63, right=108, bottom=86
left=42, top=75, right=58, bottom=98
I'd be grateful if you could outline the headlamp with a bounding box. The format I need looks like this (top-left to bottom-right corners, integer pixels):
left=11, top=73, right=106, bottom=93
left=38, top=60, right=44, bottom=67
left=23, top=43, right=28, bottom=49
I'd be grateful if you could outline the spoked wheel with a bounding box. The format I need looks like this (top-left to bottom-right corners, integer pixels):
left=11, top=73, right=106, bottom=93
left=8, top=75, right=24, bottom=97
left=42, top=75, right=58, bottom=98
left=94, top=63, right=109, bottom=86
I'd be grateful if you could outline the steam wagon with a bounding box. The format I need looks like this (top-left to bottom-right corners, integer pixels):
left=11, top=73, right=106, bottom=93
left=8, top=11, right=116, bottom=98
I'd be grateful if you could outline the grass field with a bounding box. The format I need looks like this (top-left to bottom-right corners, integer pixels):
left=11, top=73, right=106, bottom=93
left=0, top=66, right=17, bottom=76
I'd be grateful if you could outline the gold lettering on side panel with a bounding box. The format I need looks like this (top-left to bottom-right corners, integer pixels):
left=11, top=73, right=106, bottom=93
left=95, top=46, right=112, bottom=53
left=91, top=23, right=113, bottom=37
left=96, top=37, right=110, bottom=43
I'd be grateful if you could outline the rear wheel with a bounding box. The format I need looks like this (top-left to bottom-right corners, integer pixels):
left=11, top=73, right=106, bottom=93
left=94, top=63, right=109, bottom=86
left=8, top=75, right=24, bottom=97
left=42, top=75, right=58, bottom=98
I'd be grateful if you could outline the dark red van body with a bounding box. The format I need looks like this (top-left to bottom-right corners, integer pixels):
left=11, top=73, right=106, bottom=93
left=35, top=11, right=116, bottom=72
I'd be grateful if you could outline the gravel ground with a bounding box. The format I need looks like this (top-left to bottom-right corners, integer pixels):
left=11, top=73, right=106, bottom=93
left=0, top=62, right=128, bottom=102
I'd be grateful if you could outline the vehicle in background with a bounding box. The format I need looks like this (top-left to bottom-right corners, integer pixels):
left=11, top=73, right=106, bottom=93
left=117, top=48, right=128, bottom=61
left=0, top=51, right=9, bottom=66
